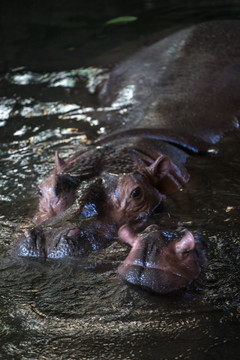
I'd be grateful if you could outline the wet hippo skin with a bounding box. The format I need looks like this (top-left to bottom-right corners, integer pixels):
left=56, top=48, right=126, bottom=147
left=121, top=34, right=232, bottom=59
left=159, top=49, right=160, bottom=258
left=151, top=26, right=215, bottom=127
left=99, top=20, right=240, bottom=144
left=118, top=225, right=206, bottom=294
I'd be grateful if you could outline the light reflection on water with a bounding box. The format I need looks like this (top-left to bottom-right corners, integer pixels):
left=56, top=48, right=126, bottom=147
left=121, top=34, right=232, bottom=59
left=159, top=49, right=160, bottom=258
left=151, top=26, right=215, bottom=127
left=5, top=67, right=107, bottom=90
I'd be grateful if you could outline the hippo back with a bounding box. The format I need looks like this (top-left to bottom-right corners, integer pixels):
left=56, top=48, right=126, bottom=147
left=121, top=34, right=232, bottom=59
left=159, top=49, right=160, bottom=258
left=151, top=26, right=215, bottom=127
left=100, top=21, right=240, bottom=143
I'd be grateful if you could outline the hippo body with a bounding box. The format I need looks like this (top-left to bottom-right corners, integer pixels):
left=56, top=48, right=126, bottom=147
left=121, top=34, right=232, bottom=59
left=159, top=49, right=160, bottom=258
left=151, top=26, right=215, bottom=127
left=99, top=20, right=240, bottom=144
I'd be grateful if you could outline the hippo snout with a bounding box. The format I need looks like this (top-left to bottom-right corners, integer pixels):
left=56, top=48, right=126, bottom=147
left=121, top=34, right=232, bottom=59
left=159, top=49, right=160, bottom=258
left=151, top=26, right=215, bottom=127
left=16, top=227, right=46, bottom=258
left=117, top=224, right=206, bottom=294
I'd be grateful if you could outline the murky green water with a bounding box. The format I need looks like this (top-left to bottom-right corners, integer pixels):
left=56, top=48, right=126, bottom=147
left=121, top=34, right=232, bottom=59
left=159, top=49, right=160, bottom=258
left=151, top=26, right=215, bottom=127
left=1, top=1, right=240, bottom=359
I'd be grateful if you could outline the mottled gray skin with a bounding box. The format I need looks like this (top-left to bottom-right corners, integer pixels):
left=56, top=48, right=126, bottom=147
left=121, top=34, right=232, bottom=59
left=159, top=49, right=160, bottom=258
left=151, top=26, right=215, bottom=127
left=118, top=224, right=206, bottom=294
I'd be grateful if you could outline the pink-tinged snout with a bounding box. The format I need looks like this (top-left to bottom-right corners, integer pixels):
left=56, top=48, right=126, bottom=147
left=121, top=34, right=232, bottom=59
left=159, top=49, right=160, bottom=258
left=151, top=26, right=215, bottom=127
left=117, top=224, right=206, bottom=294
left=175, top=230, right=195, bottom=255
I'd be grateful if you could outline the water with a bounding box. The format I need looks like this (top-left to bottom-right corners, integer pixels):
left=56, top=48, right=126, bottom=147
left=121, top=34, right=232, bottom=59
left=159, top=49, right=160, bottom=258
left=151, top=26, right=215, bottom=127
left=1, top=1, right=240, bottom=359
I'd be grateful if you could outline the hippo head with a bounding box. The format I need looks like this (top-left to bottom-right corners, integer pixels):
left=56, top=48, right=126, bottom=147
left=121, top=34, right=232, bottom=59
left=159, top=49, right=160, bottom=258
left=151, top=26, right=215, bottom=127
left=34, top=150, right=96, bottom=224
left=117, top=224, right=206, bottom=294
left=34, top=148, right=187, bottom=229
left=102, top=155, right=174, bottom=226
left=34, top=173, right=80, bottom=224
left=16, top=147, right=190, bottom=258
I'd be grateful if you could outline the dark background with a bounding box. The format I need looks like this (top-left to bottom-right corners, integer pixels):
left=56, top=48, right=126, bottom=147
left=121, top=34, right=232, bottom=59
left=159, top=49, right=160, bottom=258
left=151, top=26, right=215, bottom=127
left=1, top=0, right=240, bottom=72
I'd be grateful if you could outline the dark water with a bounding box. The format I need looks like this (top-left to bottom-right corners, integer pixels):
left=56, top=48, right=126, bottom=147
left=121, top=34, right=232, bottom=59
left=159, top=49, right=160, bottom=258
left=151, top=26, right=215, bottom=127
left=1, top=1, right=240, bottom=359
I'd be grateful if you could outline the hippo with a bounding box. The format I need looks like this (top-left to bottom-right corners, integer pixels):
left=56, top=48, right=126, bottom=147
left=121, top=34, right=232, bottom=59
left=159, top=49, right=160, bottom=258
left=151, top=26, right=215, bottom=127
left=117, top=224, right=206, bottom=294
left=31, top=20, right=240, bottom=230
left=14, top=21, right=240, bottom=293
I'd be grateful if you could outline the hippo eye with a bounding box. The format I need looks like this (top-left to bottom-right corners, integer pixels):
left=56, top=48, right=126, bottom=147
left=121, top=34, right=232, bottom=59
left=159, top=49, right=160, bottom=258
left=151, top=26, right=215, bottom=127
left=131, top=186, right=141, bottom=198
left=38, top=189, right=43, bottom=196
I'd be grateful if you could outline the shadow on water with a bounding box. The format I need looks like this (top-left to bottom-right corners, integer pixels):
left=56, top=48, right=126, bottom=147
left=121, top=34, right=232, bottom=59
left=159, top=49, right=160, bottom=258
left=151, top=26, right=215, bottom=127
left=1, top=1, right=240, bottom=359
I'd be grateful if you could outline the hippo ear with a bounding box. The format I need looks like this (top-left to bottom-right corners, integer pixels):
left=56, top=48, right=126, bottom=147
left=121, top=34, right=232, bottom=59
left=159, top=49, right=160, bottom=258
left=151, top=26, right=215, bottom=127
left=175, top=231, right=195, bottom=255
left=55, top=151, right=65, bottom=173
left=145, top=155, right=171, bottom=182
left=146, top=155, right=189, bottom=194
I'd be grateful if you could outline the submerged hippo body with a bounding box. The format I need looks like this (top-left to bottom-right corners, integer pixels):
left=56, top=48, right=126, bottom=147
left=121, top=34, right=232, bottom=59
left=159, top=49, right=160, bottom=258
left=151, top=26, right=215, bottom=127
left=118, top=225, right=205, bottom=294
left=100, top=20, right=240, bottom=143
left=15, top=21, right=240, bottom=272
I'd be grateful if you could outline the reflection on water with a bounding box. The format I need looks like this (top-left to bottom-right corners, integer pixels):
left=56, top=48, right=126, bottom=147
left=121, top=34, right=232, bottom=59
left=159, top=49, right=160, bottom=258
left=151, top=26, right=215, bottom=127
left=1, top=1, right=240, bottom=359
left=5, top=67, right=103, bottom=88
